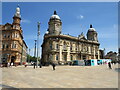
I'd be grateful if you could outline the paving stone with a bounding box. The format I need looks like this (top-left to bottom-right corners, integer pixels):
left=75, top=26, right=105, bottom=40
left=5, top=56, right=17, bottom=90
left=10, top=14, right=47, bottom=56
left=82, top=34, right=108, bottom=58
left=1, top=64, right=119, bottom=88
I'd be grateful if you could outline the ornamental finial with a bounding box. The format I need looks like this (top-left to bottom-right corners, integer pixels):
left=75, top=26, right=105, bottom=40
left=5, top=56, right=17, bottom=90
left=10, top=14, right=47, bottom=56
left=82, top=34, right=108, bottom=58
left=54, top=11, right=57, bottom=15
left=90, top=24, right=92, bottom=28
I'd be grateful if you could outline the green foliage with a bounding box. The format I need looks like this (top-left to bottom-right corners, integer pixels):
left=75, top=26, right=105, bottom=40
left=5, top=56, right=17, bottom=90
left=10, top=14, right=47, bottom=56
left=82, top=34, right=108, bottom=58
left=27, top=55, right=38, bottom=62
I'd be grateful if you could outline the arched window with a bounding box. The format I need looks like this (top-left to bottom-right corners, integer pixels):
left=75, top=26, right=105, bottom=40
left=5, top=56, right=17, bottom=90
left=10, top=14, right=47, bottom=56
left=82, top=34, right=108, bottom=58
left=14, top=44, right=16, bottom=48
left=12, top=33, right=15, bottom=38
left=56, top=55, right=58, bottom=60
left=63, top=42, right=67, bottom=50
left=76, top=45, right=78, bottom=51
left=2, top=44, right=5, bottom=49
left=70, top=43, right=72, bottom=51
left=6, top=44, right=9, bottom=49
left=50, top=42, right=52, bottom=50
left=71, top=55, right=73, bottom=60
left=12, top=42, right=17, bottom=48
left=64, top=54, right=67, bottom=61
left=56, top=44, right=59, bottom=50
left=7, top=34, right=10, bottom=38
left=12, top=43, right=14, bottom=48
left=16, top=33, right=18, bottom=38
left=49, top=54, right=52, bottom=61
left=3, top=34, right=6, bottom=38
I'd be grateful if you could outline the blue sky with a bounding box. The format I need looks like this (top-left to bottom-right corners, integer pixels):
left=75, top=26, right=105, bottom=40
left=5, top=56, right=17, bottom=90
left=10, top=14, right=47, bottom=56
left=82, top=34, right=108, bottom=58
left=2, top=2, right=118, bottom=56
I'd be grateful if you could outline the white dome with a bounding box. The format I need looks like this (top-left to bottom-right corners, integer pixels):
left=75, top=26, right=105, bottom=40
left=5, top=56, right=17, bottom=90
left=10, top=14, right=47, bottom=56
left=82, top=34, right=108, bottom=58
left=88, top=28, right=96, bottom=31
left=50, top=15, right=60, bottom=20
left=14, top=5, right=21, bottom=18
left=45, top=31, right=49, bottom=34
left=16, top=7, right=20, bottom=12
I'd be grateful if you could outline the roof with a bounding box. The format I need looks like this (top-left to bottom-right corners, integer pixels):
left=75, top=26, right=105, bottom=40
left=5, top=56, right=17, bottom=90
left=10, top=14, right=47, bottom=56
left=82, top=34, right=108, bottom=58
left=23, top=40, right=28, bottom=48
left=50, top=11, right=60, bottom=20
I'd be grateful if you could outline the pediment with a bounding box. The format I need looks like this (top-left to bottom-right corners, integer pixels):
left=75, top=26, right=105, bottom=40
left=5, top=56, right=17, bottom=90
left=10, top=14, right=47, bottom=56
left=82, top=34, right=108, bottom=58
left=5, top=23, right=11, bottom=26
left=79, top=36, right=87, bottom=41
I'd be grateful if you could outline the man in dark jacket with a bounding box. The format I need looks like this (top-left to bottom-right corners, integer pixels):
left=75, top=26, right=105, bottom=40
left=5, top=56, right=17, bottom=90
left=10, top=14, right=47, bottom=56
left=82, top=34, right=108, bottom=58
left=33, top=62, right=36, bottom=69
left=52, top=63, right=56, bottom=70
left=108, top=62, right=112, bottom=69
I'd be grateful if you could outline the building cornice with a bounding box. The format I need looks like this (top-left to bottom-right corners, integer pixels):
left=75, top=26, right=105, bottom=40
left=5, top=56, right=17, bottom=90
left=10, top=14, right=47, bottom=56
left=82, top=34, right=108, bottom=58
left=44, top=34, right=100, bottom=45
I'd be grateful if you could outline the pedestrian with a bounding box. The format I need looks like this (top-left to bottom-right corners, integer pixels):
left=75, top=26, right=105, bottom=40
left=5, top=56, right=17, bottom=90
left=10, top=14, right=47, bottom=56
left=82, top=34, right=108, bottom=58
left=39, top=63, right=42, bottom=68
left=11, top=62, right=13, bottom=67
left=7, top=62, right=10, bottom=67
left=108, top=62, right=112, bottom=69
left=33, top=62, right=36, bottom=69
left=52, top=63, right=56, bottom=70
left=69, top=62, right=72, bottom=66
left=25, top=62, right=27, bottom=67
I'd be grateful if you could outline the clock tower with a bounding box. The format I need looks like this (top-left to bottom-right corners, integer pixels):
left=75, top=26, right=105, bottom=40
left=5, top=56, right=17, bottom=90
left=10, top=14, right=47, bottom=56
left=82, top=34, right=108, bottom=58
left=48, top=11, right=62, bottom=35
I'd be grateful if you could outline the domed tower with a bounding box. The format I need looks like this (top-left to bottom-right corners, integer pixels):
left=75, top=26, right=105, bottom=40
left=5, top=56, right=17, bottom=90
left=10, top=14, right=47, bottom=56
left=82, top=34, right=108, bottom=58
left=87, top=24, right=98, bottom=42
left=12, top=5, right=21, bottom=28
left=48, top=11, right=62, bottom=35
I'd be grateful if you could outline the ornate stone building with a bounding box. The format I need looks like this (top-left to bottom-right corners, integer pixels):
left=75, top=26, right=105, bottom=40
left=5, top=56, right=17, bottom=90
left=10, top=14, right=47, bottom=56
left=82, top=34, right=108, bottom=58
left=0, top=5, right=28, bottom=65
left=41, top=11, right=100, bottom=65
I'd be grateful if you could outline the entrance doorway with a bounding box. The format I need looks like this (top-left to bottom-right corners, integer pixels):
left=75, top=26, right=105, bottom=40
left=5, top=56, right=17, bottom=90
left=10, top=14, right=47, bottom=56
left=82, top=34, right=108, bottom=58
left=63, top=54, right=67, bottom=61
left=83, top=55, right=86, bottom=60
left=11, top=56, right=16, bottom=65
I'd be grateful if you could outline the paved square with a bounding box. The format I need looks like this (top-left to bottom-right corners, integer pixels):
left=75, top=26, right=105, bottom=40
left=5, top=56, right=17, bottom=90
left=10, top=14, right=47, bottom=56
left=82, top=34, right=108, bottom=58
left=1, top=64, right=119, bottom=88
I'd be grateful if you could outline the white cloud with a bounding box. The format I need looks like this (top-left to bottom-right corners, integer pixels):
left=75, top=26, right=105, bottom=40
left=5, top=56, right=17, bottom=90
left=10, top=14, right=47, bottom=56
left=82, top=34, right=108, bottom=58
left=21, top=19, right=31, bottom=23
left=77, top=15, right=84, bottom=19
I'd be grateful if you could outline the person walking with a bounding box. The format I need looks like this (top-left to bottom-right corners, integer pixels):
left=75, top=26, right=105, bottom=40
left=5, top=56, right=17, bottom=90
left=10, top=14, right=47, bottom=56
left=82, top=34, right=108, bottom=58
left=108, top=62, right=112, bottom=69
left=33, top=62, right=36, bottom=69
left=52, top=63, right=56, bottom=70
left=25, top=62, right=28, bottom=67
left=11, top=62, right=13, bottom=67
left=39, top=63, right=42, bottom=68
left=7, top=62, right=10, bottom=67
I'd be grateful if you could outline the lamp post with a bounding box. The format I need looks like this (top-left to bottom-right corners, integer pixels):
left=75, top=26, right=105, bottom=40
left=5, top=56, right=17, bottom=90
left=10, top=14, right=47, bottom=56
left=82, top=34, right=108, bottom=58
left=103, top=48, right=106, bottom=59
left=34, top=40, right=37, bottom=57
left=29, top=49, right=30, bottom=64
left=37, top=22, right=40, bottom=68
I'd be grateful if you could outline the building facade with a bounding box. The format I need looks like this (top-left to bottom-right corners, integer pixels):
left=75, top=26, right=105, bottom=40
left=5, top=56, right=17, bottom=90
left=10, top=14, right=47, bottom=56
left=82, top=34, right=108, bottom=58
left=41, top=11, right=100, bottom=65
left=105, top=51, right=118, bottom=63
left=0, top=5, right=28, bottom=65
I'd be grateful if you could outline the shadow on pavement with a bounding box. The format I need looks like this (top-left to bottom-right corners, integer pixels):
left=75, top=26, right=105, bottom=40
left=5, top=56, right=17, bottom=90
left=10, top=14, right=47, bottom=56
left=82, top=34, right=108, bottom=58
left=114, top=68, right=120, bottom=72
left=0, top=84, right=20, bottom=90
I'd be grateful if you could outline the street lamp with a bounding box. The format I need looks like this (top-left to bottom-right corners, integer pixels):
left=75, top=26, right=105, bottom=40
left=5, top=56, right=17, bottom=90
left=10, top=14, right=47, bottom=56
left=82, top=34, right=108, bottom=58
left=36, top=22, right=40, bottom=68
left=103, top=48, right=106, bottom=59
left=34, top=40, right=37, bottom=57
left=29, top=49, right=30, bottom=64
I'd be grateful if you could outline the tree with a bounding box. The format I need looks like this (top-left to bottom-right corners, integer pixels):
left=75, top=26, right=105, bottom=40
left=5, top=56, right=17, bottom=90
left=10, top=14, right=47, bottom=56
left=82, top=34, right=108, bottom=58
left=27, top=55, right=37, bottom=62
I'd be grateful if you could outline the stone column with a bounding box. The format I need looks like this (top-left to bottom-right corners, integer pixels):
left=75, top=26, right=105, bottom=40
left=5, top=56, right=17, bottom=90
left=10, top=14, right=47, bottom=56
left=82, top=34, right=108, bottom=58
left=79, top=44, right=81, bottom=51
left=98, top=49, right=100, bottom=59
left=81, top=54, right=82, bottom=60
left=67, top=44, right=70, bottom=61
left=88, top=46, right=91, bottom=54
left=59, top=40, right=63, bottom=62
left=52, top=53, right=55, bottom=62
left=93, top=46, right=96, bottom=59
left=73, top=43, right=75, bottom=52
left=53, top=41, right=55, bottom=50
